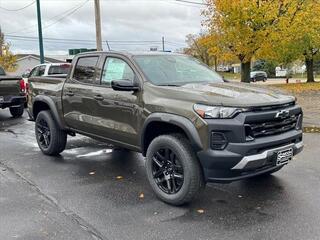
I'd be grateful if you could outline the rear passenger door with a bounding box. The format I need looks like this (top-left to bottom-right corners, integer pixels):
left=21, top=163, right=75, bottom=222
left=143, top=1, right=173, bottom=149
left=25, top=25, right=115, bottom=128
left=62, top=55, right=102, bottom=133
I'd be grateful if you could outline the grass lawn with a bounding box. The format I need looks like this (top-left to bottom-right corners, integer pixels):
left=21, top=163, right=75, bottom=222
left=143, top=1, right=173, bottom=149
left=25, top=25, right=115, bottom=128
left=218, top=72, right=240, bottom=80
left=272, top=82, right=320, bottom=93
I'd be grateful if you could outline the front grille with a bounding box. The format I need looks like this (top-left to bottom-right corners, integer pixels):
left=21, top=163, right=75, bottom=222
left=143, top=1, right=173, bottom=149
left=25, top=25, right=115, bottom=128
left=248, top=102, right=295, bottom=112
left=246, top=114, right=300, bottom=138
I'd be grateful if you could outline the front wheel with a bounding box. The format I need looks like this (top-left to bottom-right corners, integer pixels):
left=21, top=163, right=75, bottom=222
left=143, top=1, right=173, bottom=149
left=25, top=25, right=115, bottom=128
left=146, top=134, right=204, bottom=206
left=9, top=104, right=24, bottom=118
left=35, top=110, right=67, bottom=156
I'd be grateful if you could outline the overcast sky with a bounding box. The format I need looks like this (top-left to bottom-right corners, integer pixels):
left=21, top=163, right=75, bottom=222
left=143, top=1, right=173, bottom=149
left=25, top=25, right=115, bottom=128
left=0, top=0, right=205, bottom=55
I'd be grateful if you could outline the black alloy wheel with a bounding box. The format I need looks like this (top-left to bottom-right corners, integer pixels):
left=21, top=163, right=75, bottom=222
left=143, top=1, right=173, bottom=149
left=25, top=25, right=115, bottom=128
left=36, top=118, right=51, bottom=149
left=152, top=148, right=184, bottom=194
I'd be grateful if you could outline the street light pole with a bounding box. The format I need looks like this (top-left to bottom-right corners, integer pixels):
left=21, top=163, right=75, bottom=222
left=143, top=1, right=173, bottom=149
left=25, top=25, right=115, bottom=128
left=36, top=0, right=44, bottom=63
left=94, top=0, right=102, bottom=51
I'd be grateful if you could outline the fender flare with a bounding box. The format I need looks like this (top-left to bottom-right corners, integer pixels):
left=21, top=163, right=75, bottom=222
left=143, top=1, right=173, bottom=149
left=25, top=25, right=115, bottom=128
left=33, top=95, right=65, bottom=130
left=141, top=113, right=203, bottom=155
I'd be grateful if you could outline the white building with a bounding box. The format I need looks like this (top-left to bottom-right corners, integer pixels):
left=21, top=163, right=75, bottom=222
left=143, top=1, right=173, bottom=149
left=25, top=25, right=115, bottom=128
left=13, top=54, right=64, bottom=75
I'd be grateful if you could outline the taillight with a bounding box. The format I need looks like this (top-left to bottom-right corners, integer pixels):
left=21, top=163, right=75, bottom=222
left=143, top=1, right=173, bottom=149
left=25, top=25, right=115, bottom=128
left=19, top=79, right=26, bottom=93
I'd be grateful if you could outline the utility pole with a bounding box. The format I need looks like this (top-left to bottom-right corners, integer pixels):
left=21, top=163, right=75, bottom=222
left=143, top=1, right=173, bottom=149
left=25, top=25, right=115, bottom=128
left=94, top=0, right=102, bottom=51
left=162, top=36, right=165, bottom=52
left=36, top=0, right=44, bottom=63
left=0, top=26, right=4, bottom=57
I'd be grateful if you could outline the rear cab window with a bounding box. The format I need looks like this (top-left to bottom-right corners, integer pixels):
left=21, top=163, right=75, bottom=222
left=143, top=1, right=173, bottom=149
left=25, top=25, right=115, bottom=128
left=73, top=56, right=99, bottom=84
left=48, top=64, right=70, bottom=75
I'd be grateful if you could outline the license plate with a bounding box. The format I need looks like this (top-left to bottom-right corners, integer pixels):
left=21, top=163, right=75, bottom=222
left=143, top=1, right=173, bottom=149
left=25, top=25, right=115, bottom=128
left=276, top=148, right=293, bottom=166
left=0, top=96, right=3, bottom=102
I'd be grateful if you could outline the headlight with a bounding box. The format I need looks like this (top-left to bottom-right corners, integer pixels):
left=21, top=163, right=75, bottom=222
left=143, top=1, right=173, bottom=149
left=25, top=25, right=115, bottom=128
left=194, top=104, right=248, bottom=119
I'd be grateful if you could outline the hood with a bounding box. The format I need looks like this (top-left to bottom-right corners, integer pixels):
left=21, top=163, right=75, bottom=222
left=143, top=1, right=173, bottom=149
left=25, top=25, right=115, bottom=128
left=152, top=82, right=295, bottom=107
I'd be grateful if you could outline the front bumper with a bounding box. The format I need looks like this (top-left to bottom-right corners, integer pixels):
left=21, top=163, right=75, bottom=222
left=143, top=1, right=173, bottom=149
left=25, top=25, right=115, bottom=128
left=196, top=104, right=304, bottom=183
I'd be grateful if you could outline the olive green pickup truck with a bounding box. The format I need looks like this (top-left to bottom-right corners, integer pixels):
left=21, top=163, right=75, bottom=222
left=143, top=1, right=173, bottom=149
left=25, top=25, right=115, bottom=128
left=0, top=66, right=26, bottom=117
left=28, top=52, right=303, bottom=205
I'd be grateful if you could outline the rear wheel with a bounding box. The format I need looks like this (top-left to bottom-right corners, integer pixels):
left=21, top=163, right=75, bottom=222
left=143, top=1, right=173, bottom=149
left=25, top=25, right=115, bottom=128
left=146, top=134, right=204, bottom=206
left=9, top=104, right=24, bottom=118
left=35, top=110, right=67, bottom=156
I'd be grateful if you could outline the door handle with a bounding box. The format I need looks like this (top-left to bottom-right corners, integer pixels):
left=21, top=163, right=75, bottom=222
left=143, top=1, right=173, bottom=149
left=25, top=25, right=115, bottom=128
left=94, top=95, right=104, bottom=101
left=65, top=91, right=74, bottom=96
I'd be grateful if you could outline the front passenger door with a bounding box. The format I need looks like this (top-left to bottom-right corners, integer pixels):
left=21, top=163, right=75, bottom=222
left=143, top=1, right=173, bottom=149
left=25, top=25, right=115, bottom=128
left=94, top=56, right=141, bottom=148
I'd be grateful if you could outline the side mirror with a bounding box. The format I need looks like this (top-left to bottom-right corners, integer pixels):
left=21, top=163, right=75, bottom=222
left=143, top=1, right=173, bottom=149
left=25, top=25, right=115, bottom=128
left=111, top=80, right=139, bottom=92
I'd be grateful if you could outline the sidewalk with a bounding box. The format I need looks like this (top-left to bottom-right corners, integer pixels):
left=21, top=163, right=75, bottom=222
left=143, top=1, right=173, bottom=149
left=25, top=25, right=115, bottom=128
left=295, top=91, right=320, bottom=129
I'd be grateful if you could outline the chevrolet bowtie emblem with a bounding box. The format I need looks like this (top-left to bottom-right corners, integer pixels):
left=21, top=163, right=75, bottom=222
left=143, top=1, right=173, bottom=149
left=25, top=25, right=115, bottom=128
left=275, top=110, right=290, bottom=119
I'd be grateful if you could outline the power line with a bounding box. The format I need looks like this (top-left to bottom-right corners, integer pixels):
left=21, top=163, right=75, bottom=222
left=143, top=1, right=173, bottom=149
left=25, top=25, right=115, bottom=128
left=175, top=0, right=208, bottom=6
left=10, top=0, right=90, bottom=35
left=6, top=35, right=167, bottom=43
left=0, top=0, right=36, bottom=11
left=7, top=0, right=90, bottom=35
left=5, top=35, right=186, bottom=47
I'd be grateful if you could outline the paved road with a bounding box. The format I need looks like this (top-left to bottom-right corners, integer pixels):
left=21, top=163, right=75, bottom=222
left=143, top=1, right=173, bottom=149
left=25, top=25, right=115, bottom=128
left=1, top=109, right=320, bottom=240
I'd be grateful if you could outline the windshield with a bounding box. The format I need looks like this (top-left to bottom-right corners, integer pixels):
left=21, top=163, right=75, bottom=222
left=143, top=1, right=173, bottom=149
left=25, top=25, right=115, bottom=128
left=133, top=55, right=223, bottom=86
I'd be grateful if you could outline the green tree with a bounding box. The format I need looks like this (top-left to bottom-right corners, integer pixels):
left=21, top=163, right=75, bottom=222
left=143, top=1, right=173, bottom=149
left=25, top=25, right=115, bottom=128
left=184, top=33, right=236, bottom=71
left=0, top=43, right=17, bottom=72
left=203, top=0, right=308, bottom=82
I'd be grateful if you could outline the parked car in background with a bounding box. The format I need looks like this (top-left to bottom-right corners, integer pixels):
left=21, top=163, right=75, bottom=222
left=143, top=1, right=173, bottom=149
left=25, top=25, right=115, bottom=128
left=28, top=52, right=303, bottom=205
left=23, top=63, right=71, bottom=81
left=250, top=71, right=267, bottom=82
left=22, top=63, right=71, bottom=106
left=0, top=66, right=26, bottom=117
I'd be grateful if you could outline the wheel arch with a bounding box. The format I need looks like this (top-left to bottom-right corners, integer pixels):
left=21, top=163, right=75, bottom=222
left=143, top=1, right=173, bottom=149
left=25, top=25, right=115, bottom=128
left=33, top=96, right=65, bottom=130
left=141, top=113, right=203, bottom=156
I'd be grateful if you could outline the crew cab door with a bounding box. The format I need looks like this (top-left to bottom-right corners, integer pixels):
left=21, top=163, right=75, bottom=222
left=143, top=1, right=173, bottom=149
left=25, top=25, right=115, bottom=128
left=62, top=55, right=102, bottom=132
left=92, top=55, right=142, bottom=148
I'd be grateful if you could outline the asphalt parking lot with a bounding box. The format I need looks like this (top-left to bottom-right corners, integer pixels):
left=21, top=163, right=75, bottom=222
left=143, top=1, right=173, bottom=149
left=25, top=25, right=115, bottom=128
left=1, top=109, right=320, bottom=240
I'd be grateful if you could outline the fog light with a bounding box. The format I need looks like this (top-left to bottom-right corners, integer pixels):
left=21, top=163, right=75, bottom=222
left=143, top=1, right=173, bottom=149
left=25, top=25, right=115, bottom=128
left=211, top=132, right=228, bottom=150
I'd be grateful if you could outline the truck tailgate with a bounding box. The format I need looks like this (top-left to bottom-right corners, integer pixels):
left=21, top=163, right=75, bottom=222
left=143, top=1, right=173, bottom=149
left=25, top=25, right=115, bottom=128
left=0, top=77, right=22, bottom=97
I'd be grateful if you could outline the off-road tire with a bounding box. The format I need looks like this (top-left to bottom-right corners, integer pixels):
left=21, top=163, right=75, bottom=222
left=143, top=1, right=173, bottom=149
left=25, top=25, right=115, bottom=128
left=146, top=134, right=204, bottom=206
left=35, top=110, right=67, bottom=156
left=9, top=104, right=24, bottom=118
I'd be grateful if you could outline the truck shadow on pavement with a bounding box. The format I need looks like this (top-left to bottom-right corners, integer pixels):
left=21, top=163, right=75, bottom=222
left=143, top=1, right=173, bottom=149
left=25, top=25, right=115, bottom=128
left=45, top=136, right=292, bottom=228
left=0, top=116, right=295, bottom=231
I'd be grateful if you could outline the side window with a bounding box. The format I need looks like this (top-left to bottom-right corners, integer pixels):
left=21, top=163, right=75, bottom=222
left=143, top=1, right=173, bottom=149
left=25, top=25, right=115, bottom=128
left=101, top=57, right=135, bottom=86
left=73, top=56, right=99, bottom=84
left=30, top=67, right=39, bottom=77
left=38, top=65, right=46, bottom=76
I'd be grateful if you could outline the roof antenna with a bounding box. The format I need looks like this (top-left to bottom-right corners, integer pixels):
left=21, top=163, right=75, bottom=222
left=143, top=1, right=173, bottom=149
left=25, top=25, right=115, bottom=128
left=105, top=40, right=111, bottom=51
